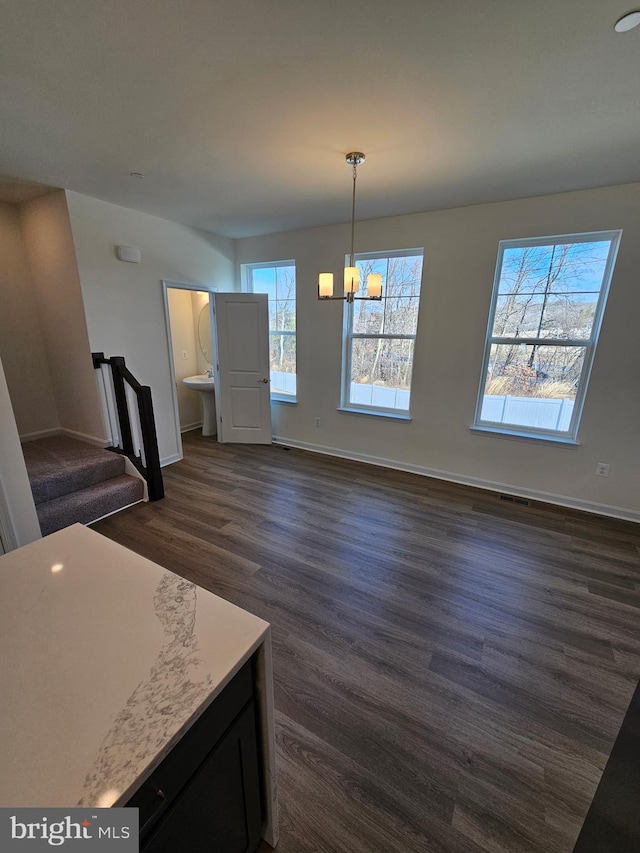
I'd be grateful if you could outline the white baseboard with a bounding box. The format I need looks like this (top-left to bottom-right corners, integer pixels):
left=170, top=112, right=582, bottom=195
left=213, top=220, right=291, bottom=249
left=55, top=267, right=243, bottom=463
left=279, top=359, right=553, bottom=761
left=19, top=427, right=109, bottom=447
left=181, top=421, right=203, bottom=433
left=273, top=435, right=640, bottom=525
left=161, top=452, right=182, bottom=467
left=19, top=427, right=61, bottom=442
left=61, top=428, right=109, bottom=447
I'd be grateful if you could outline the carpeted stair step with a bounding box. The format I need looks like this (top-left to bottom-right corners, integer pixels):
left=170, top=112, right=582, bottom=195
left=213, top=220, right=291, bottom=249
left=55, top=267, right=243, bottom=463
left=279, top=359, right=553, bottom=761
left=23, top=435, right=126, bottom=504
left=36, top=474, right=145, bottom=537
left=22, top=434, right=146, bottom=536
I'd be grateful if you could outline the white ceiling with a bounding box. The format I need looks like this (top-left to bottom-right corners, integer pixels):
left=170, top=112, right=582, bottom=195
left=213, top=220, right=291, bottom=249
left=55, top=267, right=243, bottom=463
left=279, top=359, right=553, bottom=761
left=1, top=0, right=638, bottom=238
left=0, top=177, right=55, bottom=205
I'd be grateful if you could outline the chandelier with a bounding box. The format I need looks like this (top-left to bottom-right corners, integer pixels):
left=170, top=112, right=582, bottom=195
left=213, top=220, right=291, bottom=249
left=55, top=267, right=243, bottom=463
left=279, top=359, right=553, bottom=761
left=318, top=153, right=383, bottom=304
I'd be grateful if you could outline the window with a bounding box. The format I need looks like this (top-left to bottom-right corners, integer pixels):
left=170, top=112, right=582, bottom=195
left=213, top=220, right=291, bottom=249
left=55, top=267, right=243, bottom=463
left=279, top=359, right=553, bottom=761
left=245, top=261, right=297, bottom=400
left=342, top=249, right=424, bottom=415
left=474, top=231, right=621, bottom=440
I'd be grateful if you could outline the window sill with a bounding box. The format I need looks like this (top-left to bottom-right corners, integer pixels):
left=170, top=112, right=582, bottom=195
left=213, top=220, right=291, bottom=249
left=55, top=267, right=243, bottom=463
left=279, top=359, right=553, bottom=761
left=271, top=395, right=297, bottom=405
left=337, top=406, right=412, bottom=422
left=470, top=425, right=580, bottom=445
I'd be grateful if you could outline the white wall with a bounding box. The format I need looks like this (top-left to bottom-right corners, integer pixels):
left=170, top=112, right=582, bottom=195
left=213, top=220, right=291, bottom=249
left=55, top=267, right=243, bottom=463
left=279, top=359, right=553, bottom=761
left=0, top=202, right=60, bottom=437
left=167, top=288, right=202, bottom=431
left=65, top=192, right=236, bottom=464
left=19, top=191, right=105, bottom=442
left=236, top=182, right=640, bottom=520
left=0, top=356, right=41, bottom=549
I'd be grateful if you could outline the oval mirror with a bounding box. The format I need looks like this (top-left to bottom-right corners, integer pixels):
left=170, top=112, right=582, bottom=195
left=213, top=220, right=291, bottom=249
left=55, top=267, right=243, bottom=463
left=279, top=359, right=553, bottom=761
left=197, top=304, right=213, bottom=365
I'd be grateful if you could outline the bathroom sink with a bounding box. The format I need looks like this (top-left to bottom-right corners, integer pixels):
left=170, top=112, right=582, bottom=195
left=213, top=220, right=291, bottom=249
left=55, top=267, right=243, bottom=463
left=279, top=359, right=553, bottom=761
left=183, top=375, right=216, bottom=436
left=183, top=374, right=215, bottom=391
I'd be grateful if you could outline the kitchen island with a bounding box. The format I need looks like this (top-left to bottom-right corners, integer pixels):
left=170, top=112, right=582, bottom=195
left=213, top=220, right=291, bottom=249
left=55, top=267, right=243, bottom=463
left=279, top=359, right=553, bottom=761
left=0, top=523, right=278, bottom=850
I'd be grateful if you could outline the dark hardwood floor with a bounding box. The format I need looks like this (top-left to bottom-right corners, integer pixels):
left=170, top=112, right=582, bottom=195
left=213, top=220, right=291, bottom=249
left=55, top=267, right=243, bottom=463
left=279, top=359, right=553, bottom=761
left=92, top=431, right=640, bottom=853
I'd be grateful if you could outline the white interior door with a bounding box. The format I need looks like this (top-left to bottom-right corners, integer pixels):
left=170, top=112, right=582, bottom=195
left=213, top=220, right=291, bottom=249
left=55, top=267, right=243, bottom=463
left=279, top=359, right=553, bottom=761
left=212, top=292, right=272, bottom=444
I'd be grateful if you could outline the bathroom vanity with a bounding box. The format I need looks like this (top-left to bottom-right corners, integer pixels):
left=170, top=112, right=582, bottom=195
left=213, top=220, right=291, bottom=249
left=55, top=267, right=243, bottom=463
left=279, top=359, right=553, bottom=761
left=0, top=524, right=278, bottom=851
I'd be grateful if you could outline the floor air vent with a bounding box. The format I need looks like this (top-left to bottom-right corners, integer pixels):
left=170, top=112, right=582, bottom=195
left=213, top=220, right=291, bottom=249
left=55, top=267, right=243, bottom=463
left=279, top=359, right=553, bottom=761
left=499, top=494, right=530, bottom=507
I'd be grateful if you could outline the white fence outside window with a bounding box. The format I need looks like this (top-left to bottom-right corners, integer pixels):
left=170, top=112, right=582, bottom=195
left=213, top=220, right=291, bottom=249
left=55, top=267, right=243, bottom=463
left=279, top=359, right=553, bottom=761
left=480, top=394, right=574, bottom=431
left=349, top=382, right=411, bottom=411
left=271, top=370, right=297, bottom=397
left=272, top=371, right=575, bottom=430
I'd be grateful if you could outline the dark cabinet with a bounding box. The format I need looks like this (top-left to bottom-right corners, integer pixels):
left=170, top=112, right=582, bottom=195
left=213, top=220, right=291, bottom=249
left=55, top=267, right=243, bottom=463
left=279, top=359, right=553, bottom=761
left=127, top=659, right=263, bottom=853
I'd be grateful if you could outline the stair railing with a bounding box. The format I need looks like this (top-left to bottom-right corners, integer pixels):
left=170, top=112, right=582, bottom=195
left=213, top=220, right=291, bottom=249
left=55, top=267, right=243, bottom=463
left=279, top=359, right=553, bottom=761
left=92, top=353, right=164, bottom=501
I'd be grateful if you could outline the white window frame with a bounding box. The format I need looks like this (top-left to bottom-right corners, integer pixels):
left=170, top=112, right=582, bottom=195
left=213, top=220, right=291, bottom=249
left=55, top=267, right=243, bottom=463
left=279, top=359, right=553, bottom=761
left=474, top=230, right=622, bottom=442
left=341, top=248, right=424, bottom=418
left=243, top=259, right=297, bottom=403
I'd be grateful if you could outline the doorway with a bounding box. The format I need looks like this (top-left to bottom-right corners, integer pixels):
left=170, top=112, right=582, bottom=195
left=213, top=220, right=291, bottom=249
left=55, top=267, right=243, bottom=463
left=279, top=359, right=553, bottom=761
left=162, top=281, right=216, bottom=461
left=163, top=283, right=273, bottom=456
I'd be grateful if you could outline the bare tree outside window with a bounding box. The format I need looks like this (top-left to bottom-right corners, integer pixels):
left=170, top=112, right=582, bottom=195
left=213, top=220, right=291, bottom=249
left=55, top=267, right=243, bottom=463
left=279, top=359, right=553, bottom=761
left=344, top=250, right=424, bottom=413
left=246, top=261, right=297, bottom=398
left=476, top=232, right=621, bottom=438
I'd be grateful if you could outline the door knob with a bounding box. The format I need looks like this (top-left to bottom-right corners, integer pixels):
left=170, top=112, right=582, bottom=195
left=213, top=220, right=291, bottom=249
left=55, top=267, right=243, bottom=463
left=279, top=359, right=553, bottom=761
left=259, top=378, right=269, bottom=384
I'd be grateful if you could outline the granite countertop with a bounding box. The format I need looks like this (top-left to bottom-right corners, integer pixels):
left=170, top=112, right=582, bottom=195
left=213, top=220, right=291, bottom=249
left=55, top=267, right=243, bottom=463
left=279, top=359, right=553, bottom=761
left=0, top=523, right=269, bottom=809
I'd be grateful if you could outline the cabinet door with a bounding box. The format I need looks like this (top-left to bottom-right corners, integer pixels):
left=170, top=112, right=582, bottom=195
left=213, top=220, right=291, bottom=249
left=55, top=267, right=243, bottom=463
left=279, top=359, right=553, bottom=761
left=142, top=701, right=262, bottom=853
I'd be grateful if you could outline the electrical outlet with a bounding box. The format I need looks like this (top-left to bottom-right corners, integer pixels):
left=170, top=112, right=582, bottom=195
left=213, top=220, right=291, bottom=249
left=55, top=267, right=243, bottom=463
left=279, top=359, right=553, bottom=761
left=595, top=462, right=610, bottom=477
left=181, top=350, right=188, bottom=360
left=314, top=416, right=321, bottom=427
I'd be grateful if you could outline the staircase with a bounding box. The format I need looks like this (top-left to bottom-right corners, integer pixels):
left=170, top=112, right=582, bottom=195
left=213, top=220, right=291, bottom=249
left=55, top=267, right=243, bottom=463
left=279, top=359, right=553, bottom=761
left=23, top=435, right=145, bottom=537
